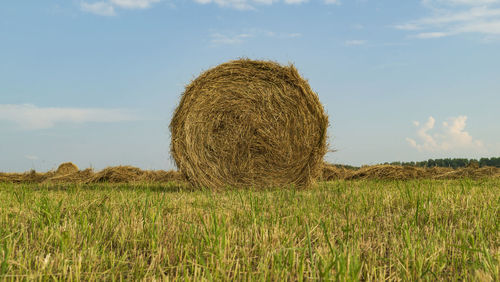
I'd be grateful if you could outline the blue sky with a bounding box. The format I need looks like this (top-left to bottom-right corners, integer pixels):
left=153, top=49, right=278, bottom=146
left=1, top=0, right=499, bottom=172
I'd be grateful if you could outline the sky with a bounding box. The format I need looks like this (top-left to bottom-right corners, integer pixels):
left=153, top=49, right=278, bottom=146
left=1, top=0, right=499, bottom=172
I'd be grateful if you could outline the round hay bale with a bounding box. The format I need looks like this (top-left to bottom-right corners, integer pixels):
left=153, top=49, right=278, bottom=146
left=170, top=59, right=329, bottom=189
left=56, top=162, right=79, bottom=175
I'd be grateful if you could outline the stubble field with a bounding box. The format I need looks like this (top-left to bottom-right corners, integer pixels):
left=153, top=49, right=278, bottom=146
left=0, top=179, right=498, bottom=280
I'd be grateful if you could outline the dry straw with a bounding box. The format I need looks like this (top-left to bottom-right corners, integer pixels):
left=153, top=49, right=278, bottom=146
left=1, top=163, right=499, bottom=184
left=170, top=59, right=329, bottom=189
left=0, top=164, right=182, bottom=184
left=89, top=166, right=184, bottom=183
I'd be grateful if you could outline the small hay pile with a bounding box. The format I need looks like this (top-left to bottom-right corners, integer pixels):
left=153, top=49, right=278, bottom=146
left=320, top=163, right=353, bottom=181
left=89, top=166, right=184, bottom=183
left=47, top=168, right=94, bottom=183
left=434, top=166, right=500, bottom=179
left=0, top=170, right=48, bottom=183
left=143, top=170, right=185, bottom=182
left=90, top=166, right=144, bottom=183
left=170, top=59, right=329, bottom=189
left=345, top=165, right=428, bottom=180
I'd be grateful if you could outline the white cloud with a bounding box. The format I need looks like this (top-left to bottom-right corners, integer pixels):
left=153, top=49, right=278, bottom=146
left=25, top=155, right=38, bottom=161
left=82, top=0, right=342, bottom=13
left=194, top=0, right=333, bottom=10
left=80, top=1, right=116, bottom=16
left=80, top=0, right=160, bottom=16
left=195, top=0, right=255, bottom=10
left=110, top=0, right=161, bottom=9
left=413, top=31, right=450, bottom=38
left=344, top=39, right=367, bottom=46
left=351, top=24, right=364, bottom=29
left=284, top=0, right=309, bottom=4
left=395, top=1, right=500, bottom=39
left=252, top=0, right=278, bottom=4
left=210, top=29, right=301, bottom=45
left=286, top=32, right=302, bottom=38
left=0, top=104, right=139, bottom=130
left=210, top=32, right=253, bottom=45
left=406, top=116, right=484, bottom=152
left=441, top=0, right=499, bottom=5
left=394, top=23, right=421, bottom=30
left=455, top=20, right=500, bottom=33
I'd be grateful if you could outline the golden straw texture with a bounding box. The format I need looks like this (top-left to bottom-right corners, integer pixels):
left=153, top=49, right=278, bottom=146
left=170, top=59, right=329, bottom=189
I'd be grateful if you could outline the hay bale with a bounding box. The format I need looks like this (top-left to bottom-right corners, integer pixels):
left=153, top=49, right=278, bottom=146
left=170, top=59, right=329, bottom=189
left=56, top=162, right=79, bottom=175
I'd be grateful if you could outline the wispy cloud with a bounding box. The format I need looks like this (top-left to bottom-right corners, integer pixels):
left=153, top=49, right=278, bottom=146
left=0, top=104, right=140, bottom=130
left=194, top=0, right=256, bottom=10
left=324, top=0, right=340, bottom=4
left=210, top=33, right=254, bottom=45
left=395, top=1, right=500, bottom=39
left=80, top=1, right=116, bottom=16
left=81, top=0, right=341, bottom=12
left=344, top=39, right=367, bottom=46
left=195, top=0, right=337, bottom=10
left=110, top=0, right=161, bottom=9
left=209, top=29, right=301, bottom=46
left=80, top=0, right=160, bottom=16
left=351, top=23, right=364, bottom=29
left=440, top=0, right=499, bottom=5
left=406, top=116, right=484, bottom=152
left=284, top=0, right=309, bottom=4
left=285, top=32, right=302, bottom=38
left=413, top=31, right=450, bottom=38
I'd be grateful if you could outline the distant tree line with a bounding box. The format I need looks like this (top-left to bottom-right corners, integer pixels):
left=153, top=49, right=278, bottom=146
left=383, top=157, right=500, bottom=169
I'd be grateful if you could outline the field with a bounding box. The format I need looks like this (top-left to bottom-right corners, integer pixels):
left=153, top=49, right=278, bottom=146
left=0, top=179, right=498, bottom=280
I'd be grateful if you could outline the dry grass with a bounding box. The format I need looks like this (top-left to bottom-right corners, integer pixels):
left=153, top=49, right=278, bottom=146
left=170, top=59, right=329, bottom=189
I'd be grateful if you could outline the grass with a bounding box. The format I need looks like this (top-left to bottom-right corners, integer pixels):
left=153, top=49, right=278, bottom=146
left=0, top=179, right=498, bottom=281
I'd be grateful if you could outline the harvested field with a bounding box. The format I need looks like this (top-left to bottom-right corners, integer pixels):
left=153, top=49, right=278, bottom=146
left=1, top=179, right=498, bottom=280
